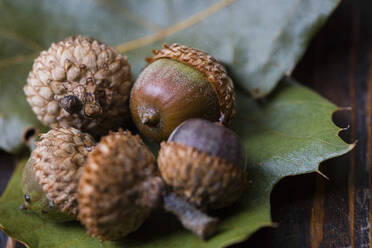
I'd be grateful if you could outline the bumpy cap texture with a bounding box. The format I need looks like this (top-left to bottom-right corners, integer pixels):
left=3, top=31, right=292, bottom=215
left=158, top=142, right=249, bottom=209
left=29, top=127, right=95, bottom=218
left=78, top=130, right=158, bottom=241
left=147, top=43, right=235, bottom=125
left=24, top=36, right=133, bottom=137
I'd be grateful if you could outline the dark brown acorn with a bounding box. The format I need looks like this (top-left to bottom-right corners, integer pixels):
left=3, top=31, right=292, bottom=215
left=130, top=43, right=235, bottom=142
left=158, top=118, right=248, bottom=210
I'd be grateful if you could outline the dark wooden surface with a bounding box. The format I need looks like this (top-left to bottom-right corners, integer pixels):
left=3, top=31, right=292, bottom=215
left=0, top=0, right=371, bottom=247
left=243, top=0, right=372, bottom=247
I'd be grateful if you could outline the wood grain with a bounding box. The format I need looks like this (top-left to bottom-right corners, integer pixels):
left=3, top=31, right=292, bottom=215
left=240, top=0, right=371, bottom=247
left=310, top=176, right=324, bottom=248
left=0, top=152, right=16, bottom=248
left=281, top=0, right=370, bottom=246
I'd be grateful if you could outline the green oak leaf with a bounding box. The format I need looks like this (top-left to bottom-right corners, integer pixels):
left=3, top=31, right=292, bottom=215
left=0, top=0, right=340, bottom=153
left=0, top=79, right=353, bottom=248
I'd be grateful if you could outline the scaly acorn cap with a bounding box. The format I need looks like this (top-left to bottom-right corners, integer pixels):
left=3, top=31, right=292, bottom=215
left=28, top=127, right=95, bottom=218
left=24, top=36, right=133, bottom=137
left=146, top=43, right=235, bottom=125
left=78, top=130, right=159, bottom=241
left=158, top=142, right=249, bottom=209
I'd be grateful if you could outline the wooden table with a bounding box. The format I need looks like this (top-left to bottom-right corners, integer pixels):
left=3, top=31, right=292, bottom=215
left=1, top=0, right=371, bottom=247
left=241, top=0, right=372, bottom=246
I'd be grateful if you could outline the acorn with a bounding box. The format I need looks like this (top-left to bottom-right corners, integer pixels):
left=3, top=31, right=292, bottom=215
left=130, top=43, right=235, bottom=142
left=158, top=119, right=248, bottom=210
left=24, top=36, right=133, bottom=137
left=21, top=127, right=95, bottom=221
left=78, top=130, right=217, bottom=241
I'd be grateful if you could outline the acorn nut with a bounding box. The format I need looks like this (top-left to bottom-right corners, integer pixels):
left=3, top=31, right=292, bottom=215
left=130, top=43, right=235, bottom=142
left=24, top=36, right=133, bottom=137
left=158, top=118, right=249, bottom=210
left=21, top=127, right=95, bottom=221
left=78, top=130, right=217, bottom=241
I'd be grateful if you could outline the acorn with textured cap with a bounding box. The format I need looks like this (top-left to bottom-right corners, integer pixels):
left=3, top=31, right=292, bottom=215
left=21, top=127, right=95, bottom=222
left=130, top=43, right=235, bottom=142
left=78, top=130, right=217, bottom=241
left=24, top=36, right=133, bottom=137
left=158, top=119, right=249, bottom=210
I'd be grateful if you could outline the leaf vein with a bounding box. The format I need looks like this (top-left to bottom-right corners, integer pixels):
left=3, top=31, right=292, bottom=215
left=0, top=28, right=43, bottom=52
left=115, top=0, right=238, bottom=53
left=0, top=53, right=37, bottom=70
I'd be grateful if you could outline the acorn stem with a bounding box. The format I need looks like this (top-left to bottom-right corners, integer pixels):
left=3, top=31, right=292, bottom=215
left=162, top=193, right=218, bottom=240
left=140, top=108, right=160, bottom=127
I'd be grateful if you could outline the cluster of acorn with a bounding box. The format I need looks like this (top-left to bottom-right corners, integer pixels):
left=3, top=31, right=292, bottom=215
left=21, top=36, right=249, bottom=241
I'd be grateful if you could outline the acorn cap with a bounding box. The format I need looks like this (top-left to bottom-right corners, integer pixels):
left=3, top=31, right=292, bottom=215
left=168, top=119, right=246, bottom=170
left=158, top=142, right=249, bottom=209
left=29, top=127, right=95, bottom=218
left=24, top=36, right=133, bottom=137
left=146, top=43, right=235, bottom=125
left=78, top=130, right=158, bottom=241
